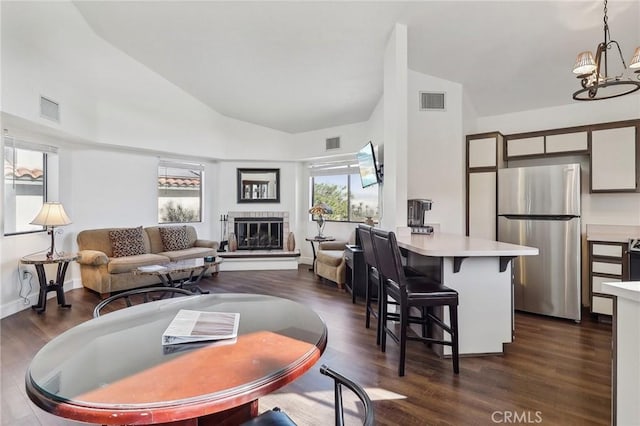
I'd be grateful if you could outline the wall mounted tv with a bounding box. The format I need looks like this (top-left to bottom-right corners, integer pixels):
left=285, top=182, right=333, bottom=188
left=357, top=141, right=382, bottom=188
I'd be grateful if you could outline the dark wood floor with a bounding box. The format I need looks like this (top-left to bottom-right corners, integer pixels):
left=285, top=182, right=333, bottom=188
left=1, top=266, right=612, bottom=425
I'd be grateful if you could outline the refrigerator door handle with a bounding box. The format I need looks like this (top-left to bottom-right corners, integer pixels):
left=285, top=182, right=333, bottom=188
left=500, top=215, right=577, bottom=221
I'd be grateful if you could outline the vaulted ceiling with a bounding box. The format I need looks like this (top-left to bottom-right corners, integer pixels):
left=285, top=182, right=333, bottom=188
left=73, top=1, right=640, bottom=133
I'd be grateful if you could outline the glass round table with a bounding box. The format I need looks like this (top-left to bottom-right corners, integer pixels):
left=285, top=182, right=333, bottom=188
left=26, top=293, right=327, bottom=425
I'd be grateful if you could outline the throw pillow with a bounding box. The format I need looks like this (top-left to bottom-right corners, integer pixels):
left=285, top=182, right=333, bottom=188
left=109, top=226, right=146, bottom=258
left=159, top=226, right=191, bottom=251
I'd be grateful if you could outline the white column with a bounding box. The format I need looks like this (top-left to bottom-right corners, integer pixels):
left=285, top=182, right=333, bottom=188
left=381, top=23, right=408, bottom=232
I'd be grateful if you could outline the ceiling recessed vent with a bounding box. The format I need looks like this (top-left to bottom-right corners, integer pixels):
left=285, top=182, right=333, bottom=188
left=326, top=136, right=341, bottom=150
left=420, top=92, right=446, bottom=111
left=40, top=96, right=60, bottom=122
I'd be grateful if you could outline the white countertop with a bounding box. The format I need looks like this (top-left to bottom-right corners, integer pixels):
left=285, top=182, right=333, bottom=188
left=601, top=281, right=640, bottom=303
left=395, top=232, right=539, bottom=258
left=586, top=224, right=640, bottom=243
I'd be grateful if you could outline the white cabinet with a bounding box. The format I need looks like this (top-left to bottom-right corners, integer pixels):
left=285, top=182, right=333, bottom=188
left=591, top=125, right=638, bottom=192
left=468, top=137, right=497, bottom=168
left=506, top=136, right=544, bottom=157
left=466, top=132, right=503, bottom=239
left=546, top=131, right=588, bottom=153
left=589, top=241, right=628, bottom=318
left=468, top=172, right=496, bottom=240
left=505, top=131, right=588, bottom=159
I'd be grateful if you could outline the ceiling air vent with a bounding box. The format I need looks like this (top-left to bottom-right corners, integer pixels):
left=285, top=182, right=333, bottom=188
left=419, top=92, right=446, bottom=111
left=40, top=96, right=60, bottom=122
left=326, top=136, right=341, bottom=150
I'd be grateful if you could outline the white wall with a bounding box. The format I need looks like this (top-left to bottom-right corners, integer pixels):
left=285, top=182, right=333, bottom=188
left=1, top=1, right=295, bottom=160
left=290, top=121, right=368, bottom=161
left=0, top=1, right=298, bottom=316
left=407, top=69, right=464, bottom=233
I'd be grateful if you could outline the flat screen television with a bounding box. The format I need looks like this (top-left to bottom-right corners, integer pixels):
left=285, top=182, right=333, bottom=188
left=356, top=141, right=382, bottom=188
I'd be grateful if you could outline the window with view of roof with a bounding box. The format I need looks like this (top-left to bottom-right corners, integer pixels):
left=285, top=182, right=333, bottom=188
left=158, top=161, right=203, bottom=223
left=3, top=143, right=48, bottom=235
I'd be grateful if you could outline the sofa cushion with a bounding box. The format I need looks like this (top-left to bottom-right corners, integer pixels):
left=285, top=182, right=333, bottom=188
left=107, top=253, right=170, bottom=274
left=109, top=226, right=146, bottom=258
left=159, top=247, right=217, bottom=262
left=159, top=226, right=191, bottom=251
left=316, top=250, right=344, bottom=267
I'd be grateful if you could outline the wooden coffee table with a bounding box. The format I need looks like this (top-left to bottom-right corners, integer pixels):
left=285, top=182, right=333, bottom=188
left=134, top=257, right=222, bottom=294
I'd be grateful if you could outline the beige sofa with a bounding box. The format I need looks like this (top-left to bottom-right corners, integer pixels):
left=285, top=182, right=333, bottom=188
left=77, top=225, right=218, bottom=295
left=314, top=231, right=355, bottom=288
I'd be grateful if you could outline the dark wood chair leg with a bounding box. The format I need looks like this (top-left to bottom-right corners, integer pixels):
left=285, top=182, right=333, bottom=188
left=450, top=303, right=460, bottom=374
left=380, top=283, right=387, bottom=353
left=399, top=304, right=408, bottom=377
left=420, top=306, right=428, bottom=338
left=364, top=272, right=371, bottom=329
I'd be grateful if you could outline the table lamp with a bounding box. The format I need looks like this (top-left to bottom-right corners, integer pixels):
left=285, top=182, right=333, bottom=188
left=30, top=202, right=72, bottom=259
left=309, top=203, right=333, bottom=238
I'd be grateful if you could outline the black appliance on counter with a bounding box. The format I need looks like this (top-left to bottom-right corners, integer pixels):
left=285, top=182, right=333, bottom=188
left=408, top=199, right=433, bottom=234
left=629, top=239, right=640, bottom=281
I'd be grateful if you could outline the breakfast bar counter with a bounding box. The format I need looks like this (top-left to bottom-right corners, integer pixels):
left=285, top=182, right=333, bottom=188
left=395, top=232, right=538, bottom=356
left=601, top=281, right=640, bottom=425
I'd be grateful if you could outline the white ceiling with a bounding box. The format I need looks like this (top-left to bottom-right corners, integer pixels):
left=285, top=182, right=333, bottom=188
left=73, top=1, right=640, bottom=134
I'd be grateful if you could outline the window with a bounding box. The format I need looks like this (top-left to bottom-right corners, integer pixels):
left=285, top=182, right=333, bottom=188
left=158, top=161, right=203, bottom=223
left=310, top=162, right=379, bottom=223
left=3, top=140, right=49, bottom=236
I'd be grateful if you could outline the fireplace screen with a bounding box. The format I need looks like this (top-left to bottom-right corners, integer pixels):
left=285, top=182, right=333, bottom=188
left=234, top=217, right=283, bottom=250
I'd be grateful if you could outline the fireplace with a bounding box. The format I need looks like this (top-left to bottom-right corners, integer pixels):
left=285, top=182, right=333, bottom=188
left=234, top=217, right=283, bottom=250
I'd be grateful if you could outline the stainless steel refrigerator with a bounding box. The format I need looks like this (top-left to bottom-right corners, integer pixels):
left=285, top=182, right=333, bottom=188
left=498, top=163, right=581, bottom=321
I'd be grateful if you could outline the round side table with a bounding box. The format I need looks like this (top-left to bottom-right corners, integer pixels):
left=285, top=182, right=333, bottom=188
left=20, top=253, right=78, bottom=314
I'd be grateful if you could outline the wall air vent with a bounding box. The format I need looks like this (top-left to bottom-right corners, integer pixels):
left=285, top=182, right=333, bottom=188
left=40, top=96, right=60, bottom=122
left=326, top=136, right=341, bottom=150
left=420, top=92, right=446, bottom=111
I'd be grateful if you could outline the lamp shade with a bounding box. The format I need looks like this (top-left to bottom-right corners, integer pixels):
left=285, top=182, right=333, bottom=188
left=30, top=202, right=72, bottom=227
left=630, top=47, right=640, bottom=69
left=573, top=51, right=597, bottom=75
left=309, top=203, right=333, bottom=216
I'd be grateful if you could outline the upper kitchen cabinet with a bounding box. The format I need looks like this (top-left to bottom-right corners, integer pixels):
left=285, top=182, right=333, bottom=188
left=505, top=129, right=588, bottom=159
left=466, top=132, right=504, bottom=239
left=590, top=124, right=639, bottom=193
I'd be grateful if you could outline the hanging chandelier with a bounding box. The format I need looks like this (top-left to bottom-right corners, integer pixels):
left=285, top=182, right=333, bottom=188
left=572, top=0, right=640, bottom=100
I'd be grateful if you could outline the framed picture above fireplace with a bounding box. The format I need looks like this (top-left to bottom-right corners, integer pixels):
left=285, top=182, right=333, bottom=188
left=237, top=168, right=280, bottom=203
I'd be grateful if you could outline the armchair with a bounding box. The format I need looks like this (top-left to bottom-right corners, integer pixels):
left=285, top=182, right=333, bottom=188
left=314, top=231, right=355, bottom=288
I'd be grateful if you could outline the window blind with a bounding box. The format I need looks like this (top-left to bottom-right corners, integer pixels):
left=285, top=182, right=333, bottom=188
left=3, top=135, right=58, bottom=154
left=308, top=159, right=359, bottom=177
left=158, top=159, right=204, bottom=171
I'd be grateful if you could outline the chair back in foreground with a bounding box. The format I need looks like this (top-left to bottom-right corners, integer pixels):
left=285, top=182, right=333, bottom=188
left=93, top=286, right=194, bottom=318
left=320, top=364, right=375, bottom=426
left=242, top=365, right=374, bottom=426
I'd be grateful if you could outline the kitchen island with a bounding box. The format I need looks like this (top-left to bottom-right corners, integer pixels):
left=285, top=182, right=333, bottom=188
left=395, top=231, right=538, bottom=356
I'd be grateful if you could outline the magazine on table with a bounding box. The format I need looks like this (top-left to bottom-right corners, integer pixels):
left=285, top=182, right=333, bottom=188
left=138, top=264, right=167, bottom=272
left=162, top=309, right=240, bottom=345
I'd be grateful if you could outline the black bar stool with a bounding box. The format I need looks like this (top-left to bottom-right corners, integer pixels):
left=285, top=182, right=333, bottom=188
left=356, top=224, right=383, bottom=344
left=370, top=228, right=460, bottom=376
